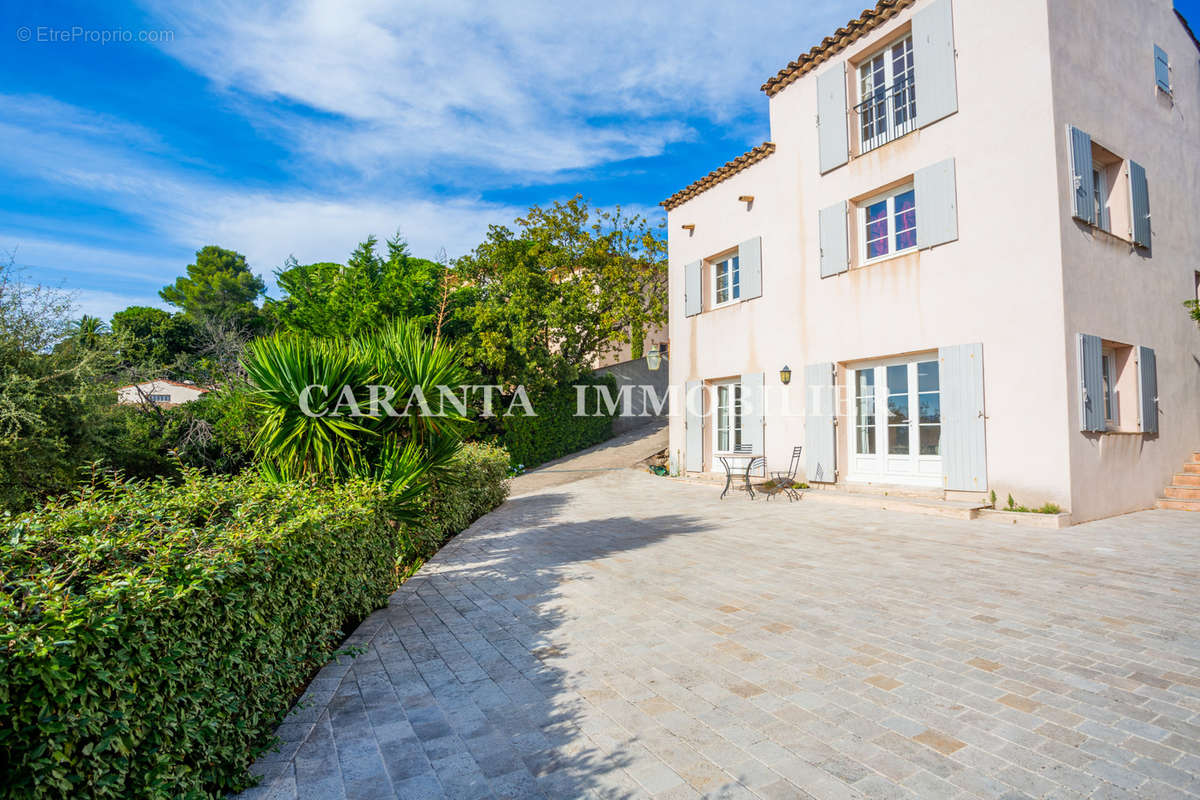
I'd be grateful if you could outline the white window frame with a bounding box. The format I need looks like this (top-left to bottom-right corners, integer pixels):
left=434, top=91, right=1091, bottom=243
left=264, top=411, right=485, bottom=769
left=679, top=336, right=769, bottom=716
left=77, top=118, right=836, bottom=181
left=858, top=35, right=916, bottom=153
left=712, top=254, right=741, bottom=308
left=1101, top=348, right=1118, bottom=425
left=713, top=380, right=742, bottom=454
left=858, top=183, right=917, bottom=265
left=1092, top=165, right=1110, bottom=233
left=849, top=354, right=942, bottom=487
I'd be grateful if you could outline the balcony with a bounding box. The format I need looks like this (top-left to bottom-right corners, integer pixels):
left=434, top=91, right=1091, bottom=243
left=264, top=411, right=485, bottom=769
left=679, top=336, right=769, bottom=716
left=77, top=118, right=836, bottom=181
left=854, top=76, right=917, bottom=155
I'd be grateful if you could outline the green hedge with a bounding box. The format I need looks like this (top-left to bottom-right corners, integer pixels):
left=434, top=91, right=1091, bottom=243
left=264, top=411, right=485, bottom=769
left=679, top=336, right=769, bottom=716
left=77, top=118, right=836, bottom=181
left=498, top=373, right=616, bottom=469
left=0, top=446, right=511, bottom=799
left=411, top=442, right=511, bottom=556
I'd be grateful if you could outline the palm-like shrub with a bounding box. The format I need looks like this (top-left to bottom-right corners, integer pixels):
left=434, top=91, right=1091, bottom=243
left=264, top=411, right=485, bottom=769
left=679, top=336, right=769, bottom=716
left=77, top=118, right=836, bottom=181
left=242, top=320, right=469, bottom=515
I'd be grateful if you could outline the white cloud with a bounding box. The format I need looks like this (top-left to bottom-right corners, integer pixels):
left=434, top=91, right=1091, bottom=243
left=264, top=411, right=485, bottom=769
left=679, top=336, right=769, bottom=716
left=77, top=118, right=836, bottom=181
left=143, top=0, right=856, bottom=178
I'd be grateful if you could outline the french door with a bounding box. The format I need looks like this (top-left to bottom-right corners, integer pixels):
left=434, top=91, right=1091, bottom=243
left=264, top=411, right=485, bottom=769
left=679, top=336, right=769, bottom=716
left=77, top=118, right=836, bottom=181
left=851, top=355, right=942, bottom=485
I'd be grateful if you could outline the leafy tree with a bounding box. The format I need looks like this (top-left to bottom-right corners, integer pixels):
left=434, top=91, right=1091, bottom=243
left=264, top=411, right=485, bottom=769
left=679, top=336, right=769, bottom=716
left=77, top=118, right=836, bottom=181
left=268, top=234, right=469, bottom=339
left=110, top=306, right=196, bottom=368
left=68, top=315, right=109, bottom=349
left=452, top=196, right=666, bottom=392
left=0, top=254, right=116, bottom=511
left=160, top=245, right=266, bottom=330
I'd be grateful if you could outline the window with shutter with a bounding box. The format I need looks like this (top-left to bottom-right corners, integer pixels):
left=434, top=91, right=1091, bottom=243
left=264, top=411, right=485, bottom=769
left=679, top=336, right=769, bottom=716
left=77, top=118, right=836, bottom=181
left=1154, top=45, right=1171, bottom=94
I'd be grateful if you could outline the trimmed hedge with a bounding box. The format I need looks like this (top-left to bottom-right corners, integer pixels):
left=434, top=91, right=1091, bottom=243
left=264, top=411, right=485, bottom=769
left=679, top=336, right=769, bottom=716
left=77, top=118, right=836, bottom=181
left=411, top=442, right=512, bottom=556
left=498, top=373, right=617, bottom=469
left=0, top=446, right=511, bottom=799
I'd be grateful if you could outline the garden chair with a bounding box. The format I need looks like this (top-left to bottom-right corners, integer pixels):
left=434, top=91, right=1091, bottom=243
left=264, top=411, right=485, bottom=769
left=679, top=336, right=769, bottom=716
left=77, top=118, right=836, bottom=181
left=719, top=444, right=763, bottom=500
left=770, top=445, right=803, bottom=501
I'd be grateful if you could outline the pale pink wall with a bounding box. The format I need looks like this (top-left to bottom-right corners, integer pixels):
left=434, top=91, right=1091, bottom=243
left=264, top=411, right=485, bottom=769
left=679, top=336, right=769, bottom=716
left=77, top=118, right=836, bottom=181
left=1047, top=0, right=1200, bottom=520
left=670, top=0, right=1075, bottom=509
left=668, top=0, right=1200, bottom=519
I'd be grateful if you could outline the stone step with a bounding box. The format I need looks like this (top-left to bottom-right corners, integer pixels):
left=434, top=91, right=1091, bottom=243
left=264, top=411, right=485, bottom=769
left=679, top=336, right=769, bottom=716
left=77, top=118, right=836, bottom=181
left=1173, top=473, right=1200, bottom=487
left=1157, top=498, right=1200, bottom=512
left=1192, top=452, right=1200, bottom=462
left=1165, top=485, right=1200, bottom=500
left=1182, top=463, right=1200, bottom=474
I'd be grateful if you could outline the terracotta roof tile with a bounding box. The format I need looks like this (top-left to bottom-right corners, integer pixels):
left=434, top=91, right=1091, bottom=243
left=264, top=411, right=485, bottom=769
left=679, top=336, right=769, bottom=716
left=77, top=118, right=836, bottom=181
left=660, top=142, right=776, bottom=211
left=760, top=0, right=915, bottom=97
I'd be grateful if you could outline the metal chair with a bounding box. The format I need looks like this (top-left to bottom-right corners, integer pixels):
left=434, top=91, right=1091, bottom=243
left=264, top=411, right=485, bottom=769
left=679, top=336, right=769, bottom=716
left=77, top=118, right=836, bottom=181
left=770, top=446, right=803, bottom=501
left=719, top=444, right=763, bottom=500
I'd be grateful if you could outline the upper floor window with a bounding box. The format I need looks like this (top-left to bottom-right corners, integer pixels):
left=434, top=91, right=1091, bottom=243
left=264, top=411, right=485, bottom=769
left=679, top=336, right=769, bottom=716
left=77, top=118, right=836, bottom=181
left=857, top=36, right=916, bottom=154
left=713, top=255, right=740, bottom=306
left=149, top=394, right=171, bottom=403
left=860, top=184, right=916, bottom=262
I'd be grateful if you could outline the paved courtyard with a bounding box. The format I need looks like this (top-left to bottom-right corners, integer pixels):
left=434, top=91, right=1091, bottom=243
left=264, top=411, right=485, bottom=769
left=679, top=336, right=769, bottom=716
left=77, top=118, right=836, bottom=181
left=242, top=470, right=1200, bottom=800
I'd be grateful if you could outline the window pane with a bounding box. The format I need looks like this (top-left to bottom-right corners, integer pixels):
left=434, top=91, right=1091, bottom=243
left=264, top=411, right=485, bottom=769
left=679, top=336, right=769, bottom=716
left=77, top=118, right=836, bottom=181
left=887, top=395, right=909, bottom=424
left=717, top=387, right=729, bottom=451
left=866, top=200, right=890, bottom=258
left=857, top=425, right=876, bottom=455
left=919, top=393, right=940, bottom=424
left=856, top=368, right=875, bottom=395
left=888, top=425, right=909, bottom=455
left=856, top=398, right=875, bottom=427
left=886, top=364, right=908, bottom=394
left=917, top=360, right=939, bottom=392
left=894, top=190, right=917, bottom=251
left=855, top=369, right=875, bottom=427
left=732, top=385, right=743, bottom=448
left=919, top=425, right=940, bottom=455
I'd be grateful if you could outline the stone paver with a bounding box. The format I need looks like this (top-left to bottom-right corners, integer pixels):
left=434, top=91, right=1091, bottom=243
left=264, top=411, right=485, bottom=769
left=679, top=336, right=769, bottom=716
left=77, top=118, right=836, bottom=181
left=241, top=470, right=1200, bottom=799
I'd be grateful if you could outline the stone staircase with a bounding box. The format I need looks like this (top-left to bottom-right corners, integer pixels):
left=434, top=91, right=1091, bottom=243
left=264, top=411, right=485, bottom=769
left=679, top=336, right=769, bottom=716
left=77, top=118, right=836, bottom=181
left=1157, top=452, right=1200, bottom=511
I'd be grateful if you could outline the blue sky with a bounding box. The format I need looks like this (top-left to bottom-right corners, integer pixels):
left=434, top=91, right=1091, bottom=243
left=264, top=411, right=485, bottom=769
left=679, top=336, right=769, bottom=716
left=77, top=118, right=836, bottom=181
left=3, top=0, right=1198, bottom=320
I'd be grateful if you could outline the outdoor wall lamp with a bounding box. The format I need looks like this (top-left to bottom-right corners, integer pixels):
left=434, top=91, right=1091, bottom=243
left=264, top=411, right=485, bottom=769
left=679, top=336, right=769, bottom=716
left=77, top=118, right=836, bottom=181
left=681, top=224, right=695, bottom=233
left=779, top=364, right=792, bottom=385
left=646, top=348, right=665, bottom=371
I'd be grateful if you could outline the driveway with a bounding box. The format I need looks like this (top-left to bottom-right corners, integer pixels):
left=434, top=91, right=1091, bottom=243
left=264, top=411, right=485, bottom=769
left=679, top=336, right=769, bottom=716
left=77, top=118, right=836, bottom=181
left=507, top=421, right=667, bottom=497
left=242, top=469, right=1200, bottom=800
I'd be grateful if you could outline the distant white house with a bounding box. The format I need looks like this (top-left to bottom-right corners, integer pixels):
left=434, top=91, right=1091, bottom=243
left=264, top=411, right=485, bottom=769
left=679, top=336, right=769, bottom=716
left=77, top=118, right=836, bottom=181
left=116, top=380, right=210, bottom=408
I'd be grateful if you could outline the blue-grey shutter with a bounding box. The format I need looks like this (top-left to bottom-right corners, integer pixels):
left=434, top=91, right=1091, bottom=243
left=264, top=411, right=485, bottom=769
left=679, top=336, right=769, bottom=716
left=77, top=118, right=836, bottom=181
left=684, top=260, right=702, bottom=317
left=685, top=379, right=704, bottom=471
left=939, top=343, right=987, bottom=491
left=915, top=158, right=959, bottom=249
left=1138, top=345, right=1158, bottom=434
left=1068, top=126, right=1095, bottom=225
left=804, top=363, right=836, bottom=483
left=819, top=202, right=848, bottom=278
left=912, top=0, right=958, bottom=128
left=817, top=63, right=849, bottom=174
left=1077, top=333, right=1105, bottom=432
left=738, top=237, right=762, bottom=301
left=742, top=373, right=764, bottom=458
left=1129, top=160, right=1151, bottom=248
left=1154, top=45, right=1171, bottom=93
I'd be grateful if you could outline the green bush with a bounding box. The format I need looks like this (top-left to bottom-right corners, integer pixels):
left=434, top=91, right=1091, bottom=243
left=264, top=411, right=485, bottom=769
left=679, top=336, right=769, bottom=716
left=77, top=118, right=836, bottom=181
left=82, top=390, right=258, bottom=486
left=0, top=438, right=512, bottom=799
left=497, top=373, right=616, bottom=469
left=0, top=471, right=398, bottom=799
left=409, top=442, right=511, bottom=560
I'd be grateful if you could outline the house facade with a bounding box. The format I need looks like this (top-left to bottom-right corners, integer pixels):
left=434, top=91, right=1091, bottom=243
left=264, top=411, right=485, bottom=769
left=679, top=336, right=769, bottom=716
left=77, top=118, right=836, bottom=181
left=664, top=0, right=1200, bottom=522
left=116, top=380, right=209, bottom=408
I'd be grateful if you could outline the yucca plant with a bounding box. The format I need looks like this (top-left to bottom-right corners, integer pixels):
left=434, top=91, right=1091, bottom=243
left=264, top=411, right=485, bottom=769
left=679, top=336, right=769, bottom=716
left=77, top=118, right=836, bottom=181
left=242, top=320, right=470, bottom=517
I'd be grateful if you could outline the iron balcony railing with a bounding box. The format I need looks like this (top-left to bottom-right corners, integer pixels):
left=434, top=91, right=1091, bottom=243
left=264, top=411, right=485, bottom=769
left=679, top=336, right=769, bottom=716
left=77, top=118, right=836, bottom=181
left=854, top=76, right=917, bottom=154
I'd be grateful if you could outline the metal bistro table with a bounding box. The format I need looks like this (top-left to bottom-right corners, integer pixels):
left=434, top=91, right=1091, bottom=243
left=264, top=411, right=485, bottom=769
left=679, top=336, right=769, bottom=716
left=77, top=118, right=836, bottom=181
left=718, top=445, right=765, bottom=500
